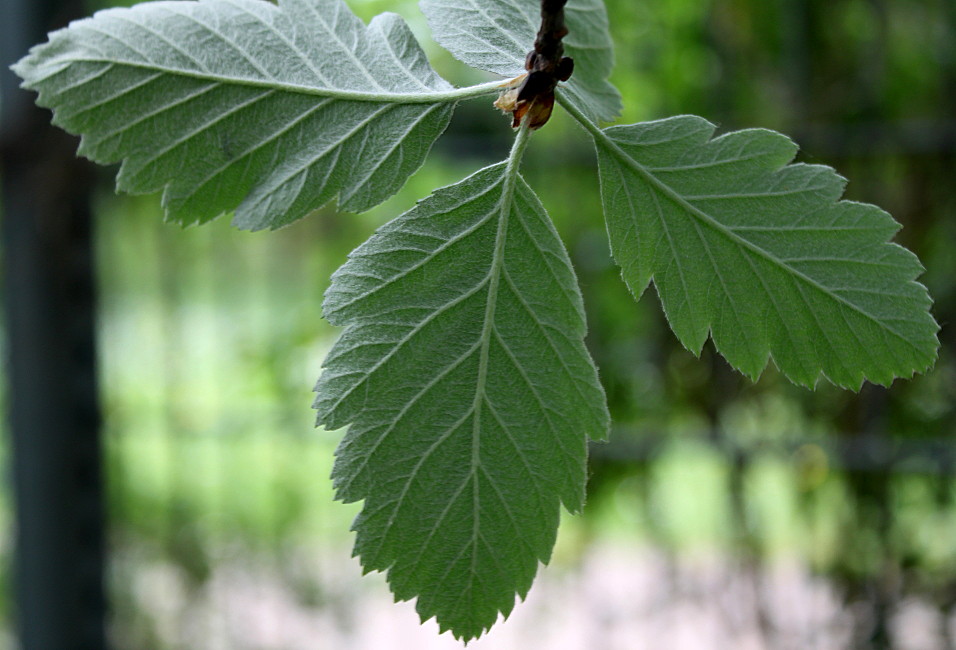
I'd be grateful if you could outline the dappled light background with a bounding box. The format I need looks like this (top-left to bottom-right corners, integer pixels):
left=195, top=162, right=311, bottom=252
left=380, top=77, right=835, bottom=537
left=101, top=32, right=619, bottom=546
left=4, top=0, right=956, bottom=647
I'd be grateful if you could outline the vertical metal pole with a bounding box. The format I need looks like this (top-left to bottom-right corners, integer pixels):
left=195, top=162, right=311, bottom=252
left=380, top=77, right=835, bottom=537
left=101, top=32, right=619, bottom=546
left=1, top=0, right=108, bottom=648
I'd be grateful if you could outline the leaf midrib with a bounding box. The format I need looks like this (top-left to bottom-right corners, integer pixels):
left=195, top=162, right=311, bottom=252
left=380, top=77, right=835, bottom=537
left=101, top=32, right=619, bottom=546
left=466, top=123, right=532, bottom=587
left=31, top=55, right=503, bottom=104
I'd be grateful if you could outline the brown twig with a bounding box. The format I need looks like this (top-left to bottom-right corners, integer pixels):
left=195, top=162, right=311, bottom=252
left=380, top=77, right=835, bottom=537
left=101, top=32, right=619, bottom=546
left=502, top=0, right=574, bottom=129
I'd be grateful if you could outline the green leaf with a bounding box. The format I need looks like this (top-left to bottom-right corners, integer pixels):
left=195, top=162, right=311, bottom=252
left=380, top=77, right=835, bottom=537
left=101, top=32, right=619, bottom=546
left=12, top=0, right=475, bottom=229
left=314, top=141, right=609, bottom=640
left=420, top=0, right=621, bottom=123
left=580, top=112, right=938, bottom=388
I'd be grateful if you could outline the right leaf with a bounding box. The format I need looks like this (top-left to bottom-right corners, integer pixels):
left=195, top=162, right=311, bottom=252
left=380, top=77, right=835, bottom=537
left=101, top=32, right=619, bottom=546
left=593, top=115, right=938, bottom=388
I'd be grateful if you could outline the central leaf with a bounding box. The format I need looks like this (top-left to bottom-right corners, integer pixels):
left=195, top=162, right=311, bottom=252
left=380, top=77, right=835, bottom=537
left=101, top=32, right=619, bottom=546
left=314, top=161, right=609, bottom=640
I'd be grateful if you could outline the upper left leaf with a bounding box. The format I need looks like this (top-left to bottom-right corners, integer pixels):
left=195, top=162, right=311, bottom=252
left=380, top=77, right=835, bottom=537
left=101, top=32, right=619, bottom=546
left=13, top=0, right=457, bottom=229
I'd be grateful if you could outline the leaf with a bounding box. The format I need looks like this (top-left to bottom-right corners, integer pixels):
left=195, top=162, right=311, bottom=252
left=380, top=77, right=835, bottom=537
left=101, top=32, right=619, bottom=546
left=314, top=160, right=609, bottom=640
left=587, top=114, right=938, bottom=388
left=12, top=0, right=461, bottom=229
left=420, top=0, right=621, bottom=123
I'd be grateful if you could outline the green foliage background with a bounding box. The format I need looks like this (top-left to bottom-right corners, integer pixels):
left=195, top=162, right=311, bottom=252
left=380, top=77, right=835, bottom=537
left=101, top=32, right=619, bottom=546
left=2, top=0, right=955, bottom=646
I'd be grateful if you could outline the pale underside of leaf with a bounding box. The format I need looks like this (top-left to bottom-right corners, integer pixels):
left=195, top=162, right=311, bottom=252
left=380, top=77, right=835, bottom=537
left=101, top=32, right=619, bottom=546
left=314, top=161, right=609, bottom=640
left=583, top=112, right=938, bottom=388
left=13, top=0, right=462, bottom=229
left=420, top=0, right=621, bottom=123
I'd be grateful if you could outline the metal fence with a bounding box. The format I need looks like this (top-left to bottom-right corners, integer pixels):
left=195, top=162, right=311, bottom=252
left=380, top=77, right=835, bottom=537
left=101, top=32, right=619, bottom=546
left=3, top=0, right=956, bottom=648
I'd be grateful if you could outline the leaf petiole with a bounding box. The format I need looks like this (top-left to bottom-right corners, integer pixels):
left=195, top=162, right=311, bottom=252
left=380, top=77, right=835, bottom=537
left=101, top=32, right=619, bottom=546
left=555, top=89, right=601, bottom=136
left=475, top=119, right=533, bottom=424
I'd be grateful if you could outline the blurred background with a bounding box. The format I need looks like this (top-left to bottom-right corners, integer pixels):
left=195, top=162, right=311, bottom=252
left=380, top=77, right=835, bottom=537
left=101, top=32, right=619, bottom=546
left=1, top=0, right=955, bottom=647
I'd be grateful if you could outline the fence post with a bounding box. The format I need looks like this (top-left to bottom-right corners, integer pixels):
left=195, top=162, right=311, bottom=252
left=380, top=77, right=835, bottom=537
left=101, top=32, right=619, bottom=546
left=1, top=0, right=108, bottom=647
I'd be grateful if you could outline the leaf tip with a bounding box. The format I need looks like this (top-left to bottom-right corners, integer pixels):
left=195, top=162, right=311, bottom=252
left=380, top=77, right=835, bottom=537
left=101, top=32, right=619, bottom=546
left=9, top=58, right=28, bottom=82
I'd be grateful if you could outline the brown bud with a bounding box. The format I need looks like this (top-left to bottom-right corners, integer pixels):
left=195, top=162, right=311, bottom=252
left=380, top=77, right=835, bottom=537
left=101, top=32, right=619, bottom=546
left=519, top=95, right=555, bottom=130
left=557, top=57, right=574, bottom=82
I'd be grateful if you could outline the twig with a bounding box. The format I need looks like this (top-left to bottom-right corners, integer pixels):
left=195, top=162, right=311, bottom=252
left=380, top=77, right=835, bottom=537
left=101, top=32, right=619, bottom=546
left=504, top=0, right=574, bottom=129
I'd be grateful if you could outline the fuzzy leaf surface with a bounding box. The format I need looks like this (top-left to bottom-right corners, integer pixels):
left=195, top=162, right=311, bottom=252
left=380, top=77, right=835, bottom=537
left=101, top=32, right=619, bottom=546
left=591, top=115, right=938, bottom=388
left=13, top=0, right=458, bottom=229
left=314, top=162, right=609, bottom=640
left=420, top=0, right=621, bottom=123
